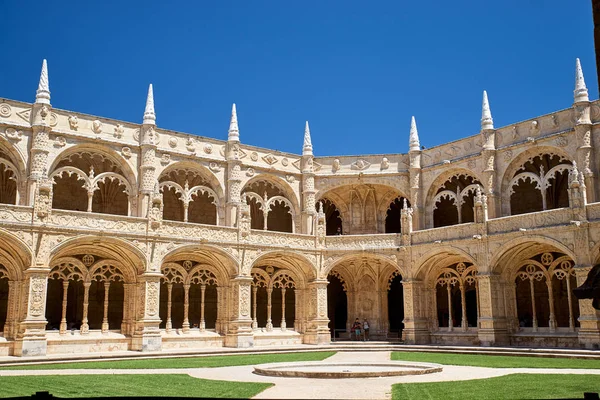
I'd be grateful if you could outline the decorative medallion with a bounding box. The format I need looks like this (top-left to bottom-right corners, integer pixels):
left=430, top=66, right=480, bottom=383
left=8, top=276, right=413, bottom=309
left=0, top=103, right=11, bottom=118
left=160, top=153, right=171, bottom=166
left=246, top=167, right=255, bottom=177
left=49, top=112, right=58, bottom=127
left=250, top=152, right=259, bottom=161
left=4, top=128, right=22, bottom=141
left=503, top=150, right=513, bottom=163
left=54, top=136, right=66, bottom=147
left=168, top=137, right=178, bottom=148
left=555, top=136, right=568, bottom=147
left=204, top=143, right=213, bottom=154
left=183, top=260, right=193, bottom=270
left=186, top=137, right=196, bottom=152
left=381, top=157, right=389, bottom=170
left=114, top=124, right=125, bottom=139
left=121, top=147, right=132, bottom=159
left=91, top=120, right=103, bottom=134
left=209, top=162, right=221, bottom=172
left=351, top=159, right=370, bottom=171
left=133, top=129, right=140, bottom=142
left=467, top=160, right=476, bottom=170
left=68, top=115, right=79, bottom=130
left=82, top=254, right=95, bottom=267
left=262, top=153, right=278, bottom=165
left=281, top=157, right=289, bottom=166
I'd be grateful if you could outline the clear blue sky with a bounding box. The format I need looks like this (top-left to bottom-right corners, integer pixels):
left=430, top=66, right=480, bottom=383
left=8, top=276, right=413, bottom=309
left=0, top=1, right=596, bottom=156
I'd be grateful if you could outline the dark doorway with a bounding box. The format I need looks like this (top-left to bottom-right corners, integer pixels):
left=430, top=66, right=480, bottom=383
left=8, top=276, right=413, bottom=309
left=321, top=199, right=343, bottom=235
left=327, top=274, right=347, bottom=338
left=387, top=274, right=404, bottom=336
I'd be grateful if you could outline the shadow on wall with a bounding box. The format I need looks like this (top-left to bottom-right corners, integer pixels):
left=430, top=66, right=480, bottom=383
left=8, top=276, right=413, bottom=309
left=574, top=264, right=600, bottom=309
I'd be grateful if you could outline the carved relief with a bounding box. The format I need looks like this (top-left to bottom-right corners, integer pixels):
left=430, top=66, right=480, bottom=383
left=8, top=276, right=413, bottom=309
left=91, top=120, right=103, bottom=134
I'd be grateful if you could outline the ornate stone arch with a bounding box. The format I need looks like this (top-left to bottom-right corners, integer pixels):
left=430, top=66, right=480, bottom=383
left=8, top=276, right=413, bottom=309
left=49, top=235, right=147, bottom=278
left=249, top=250, right=315, bottom=288
left=413, top=245, right=478, bottom=281
left=489, top=236, right=577, bottom=278
left=328, top=266, right=352, bottom=292
left=0, top=228, right=32, bottom=279
left=88, top=259, right=129, bottom=283
left=424, top=168, right=483, bottom=228
left=49, top=257, right=88, bottom=281
left=242, top=174, right=300, bottom=217
left=49, top=144, right=137, bottom=189
left=161, top=244, right=238, bottom=281
left=0, top=135, right=27, bottom=184
left=500, top=146, right=573, bottom=216
left=323, top=253, right=406, bottom=280
left=157, top=161, right=225, bottom=204
left=161, top=262, right=187, bottom=284
left=186, top=264, right=220, bottom=286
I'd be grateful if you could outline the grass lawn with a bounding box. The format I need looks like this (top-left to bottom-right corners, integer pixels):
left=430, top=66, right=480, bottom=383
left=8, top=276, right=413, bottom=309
left=0, top=351, right=335, bottom=370
left=391, top=351, right=600, bottom=369
left=0, top=374, right=272, bottom=398
left=393, top=374, right=600, bottom=400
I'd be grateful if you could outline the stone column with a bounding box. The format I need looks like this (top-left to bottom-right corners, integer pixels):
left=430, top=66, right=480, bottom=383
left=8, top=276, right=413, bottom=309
left=59, top=280, right=69, bottom=335
left=131, top=273, right=162, bottom=352
left=224, top=276, right=254, bottom=348
left=476, top=273, right=509, bottom=345
left=80, top=282, right=91, bottom=334
left=139, top=85, right=158, bottom=218
left=408, top=117, right=423, bottom=230
left=14, top=269, right=49, bottom=357
left=101, top=282, right=110, bottom=333
left=575, top=265, right=600, bottom=348
left=401, top=279, right=430, bottom=344
left=573, top=59, right=596, bottom=202
left=3, top=280, right=20, bottom=340
left=165, top=283, right=173, bottom=333
left=303, top=279, right=330, bottom=345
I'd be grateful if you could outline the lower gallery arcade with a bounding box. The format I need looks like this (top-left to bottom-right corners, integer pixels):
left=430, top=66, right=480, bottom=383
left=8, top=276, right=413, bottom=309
left=0, top=230, right=598, bottom=357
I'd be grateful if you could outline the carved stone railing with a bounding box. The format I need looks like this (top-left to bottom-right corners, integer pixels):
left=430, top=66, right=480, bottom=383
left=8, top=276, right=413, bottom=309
left=245, top=229, right=315, bottom=249
left=411, top=223, right=479, bottom=245
left=159, top=220, right=238, bottom=243
left=487, top=207, right=572, bottom=235
left=586, top=202, right=600, bottom=221
left=0, top=204, right=33, bottom=224
left=48, top=209, right=147, bottom=234
left=325, top=233, right=399, bottom=251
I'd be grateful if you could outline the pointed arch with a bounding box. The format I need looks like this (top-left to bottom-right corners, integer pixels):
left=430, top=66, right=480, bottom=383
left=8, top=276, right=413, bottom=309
left=161, top=244, right=238, bottom=281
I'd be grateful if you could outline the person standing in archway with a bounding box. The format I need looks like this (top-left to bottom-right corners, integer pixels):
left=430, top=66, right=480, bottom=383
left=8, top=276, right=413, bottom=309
left=363, top=319, right=370, bottom=341
left=352, top=318, right=362, bottom=340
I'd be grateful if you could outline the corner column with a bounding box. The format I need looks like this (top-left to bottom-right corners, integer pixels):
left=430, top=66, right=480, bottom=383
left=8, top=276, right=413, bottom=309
left=224, top=276, right=254, bottom=348
left=477, top=273, right=510, bottom=345
left=14, top=269, right=49, bottom=357
left=575, top=265, right=600, bottom=348
left=401, top=279, right=430, bottom=344
left=303, top=279, right=330, bottom=345
left=131, top=273, right=162, bottom=352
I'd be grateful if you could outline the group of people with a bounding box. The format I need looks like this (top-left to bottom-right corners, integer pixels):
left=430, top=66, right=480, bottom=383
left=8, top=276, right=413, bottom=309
left=351, top=318, right=370, bottom=341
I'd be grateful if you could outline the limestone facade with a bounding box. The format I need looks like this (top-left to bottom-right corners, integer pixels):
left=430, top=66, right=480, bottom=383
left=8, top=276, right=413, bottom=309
left=0, top=59, right=599, bottom=356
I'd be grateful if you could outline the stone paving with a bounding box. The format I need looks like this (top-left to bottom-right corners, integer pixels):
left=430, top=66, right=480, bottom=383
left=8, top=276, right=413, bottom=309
left=0, top=351, right=599, bottom=399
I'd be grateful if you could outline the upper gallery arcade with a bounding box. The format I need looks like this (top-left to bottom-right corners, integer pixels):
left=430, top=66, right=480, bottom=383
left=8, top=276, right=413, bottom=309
left=0, top=58, right=599, bottom=356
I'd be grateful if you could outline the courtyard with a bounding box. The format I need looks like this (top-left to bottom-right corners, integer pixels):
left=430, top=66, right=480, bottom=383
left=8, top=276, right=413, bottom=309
left=0, top=346, right=599, bottom=399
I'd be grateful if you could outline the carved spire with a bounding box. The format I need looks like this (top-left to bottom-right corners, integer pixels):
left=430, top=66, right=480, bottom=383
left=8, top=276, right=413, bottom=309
left=228, top=103, right=239, bottom=141
left=409, top=116, right=420, bottom=152
left=143, top=84, right=156, bottom=124
left=574, top=58, right=589, bottom=103
left=303, top=120, right=313, bottom=156
left=481, top=90, right=494, bottom=130
left=35, top=59, right=50, bottom=105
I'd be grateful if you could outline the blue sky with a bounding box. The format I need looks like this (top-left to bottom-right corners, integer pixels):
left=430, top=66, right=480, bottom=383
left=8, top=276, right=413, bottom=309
left=0, top=1, right=596, bottom=156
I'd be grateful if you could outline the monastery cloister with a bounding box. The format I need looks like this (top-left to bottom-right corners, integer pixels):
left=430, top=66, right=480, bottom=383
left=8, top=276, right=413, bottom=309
left=0, top=59, right=599, bottom=357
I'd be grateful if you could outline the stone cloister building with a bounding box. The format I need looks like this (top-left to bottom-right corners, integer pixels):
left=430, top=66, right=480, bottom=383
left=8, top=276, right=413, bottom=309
left=0, top=59, right=599, bottom=356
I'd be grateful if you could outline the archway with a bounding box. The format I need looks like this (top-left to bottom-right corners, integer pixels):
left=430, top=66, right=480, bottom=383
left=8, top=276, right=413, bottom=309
left=159, top=167, right=219, bottom=225
left=514, top=252, right=579, bottom=331
left=432, top=174, right=481, bottom=228
left=321, top=198, right=343, bottom=235
left=387, top=272, right=404, bottom=337
left=51, top=151, right=132, bottom=216
left=243, top=181, right=294, bottom=233
left=385, top=197, right=410, bottom=233
left=434, top=262, right=478, bottom=331
left=251, top=267, right=297, bottom=331
left=0, top=148, right=18, bottom=205
left=508, top=153, right=571, bottom=216
left=0, top=266, right=8, bottom=333
left=327, top=271, right=347, bottom=338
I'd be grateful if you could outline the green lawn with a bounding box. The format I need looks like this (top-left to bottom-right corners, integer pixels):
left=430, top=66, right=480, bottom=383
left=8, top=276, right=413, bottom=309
left=392, top=351, right=600, bottom=369
left=0, top=351, right=335, bottom=370
left=0, top=374, right=272, bottom=398
left=393, top=374, right=600, bottom=400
